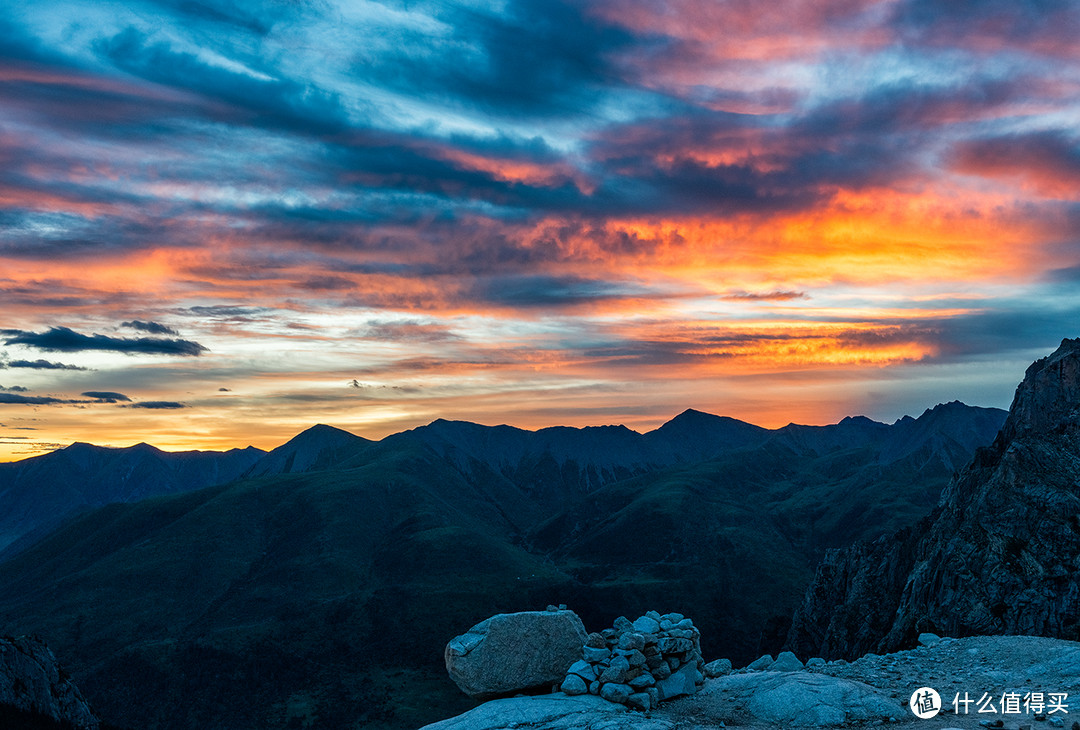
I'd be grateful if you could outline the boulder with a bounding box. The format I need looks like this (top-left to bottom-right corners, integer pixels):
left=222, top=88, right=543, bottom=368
left=654, top=662, right=701, bottom=701
left=445, top=610, right=587, bottom=699
left=746, top=654, right=774, bottom=671
left=771, top=650, right=805, bottom=672
left=918, top=632, right=942, bottom=647
left=703, top=658, right=732, bottom=677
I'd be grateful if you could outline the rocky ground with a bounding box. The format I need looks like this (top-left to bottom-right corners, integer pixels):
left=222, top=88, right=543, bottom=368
left=423, top=635, right=1080, bottom=730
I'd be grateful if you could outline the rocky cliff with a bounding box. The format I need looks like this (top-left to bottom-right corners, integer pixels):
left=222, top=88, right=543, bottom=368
left=787, top=338, right=1080, bottom=659
left=0, top=635, right=99, bottom=729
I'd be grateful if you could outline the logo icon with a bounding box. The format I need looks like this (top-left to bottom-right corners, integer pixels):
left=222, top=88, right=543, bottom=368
left=910, top=687, right=941, bottom=718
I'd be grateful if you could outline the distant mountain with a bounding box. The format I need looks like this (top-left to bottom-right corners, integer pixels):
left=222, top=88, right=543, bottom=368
left=0, top=442, right=265, bottom=555
left=787, top=339, right=1080, bottom=659
left=0, top=401, right=1007, bottom=730
left=528, top=401, right=1007, bottom=663
left=241, top=424, right=370, bottom=478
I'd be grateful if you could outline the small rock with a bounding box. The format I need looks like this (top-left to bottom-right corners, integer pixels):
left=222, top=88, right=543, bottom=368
left=653, top=662, right=672, bottom=680
left=661, top=613, right=684, bottom=623
left=585, top=633, right=606, bottom=649
left=770, top=651, right=804, bottom=672
left=918, top=632, right=942, bottom=647
left=646, top=686, right=659, bottom=708
left=627, top=650, right=647, bottom=668
left=655, top=663, right=702, bottom=701
left=659, top=637, right=694, bottom=654
left=600, top=682, right=633, bottom=704
left=806, top=657, right=826, bottom=668
left=646, top=610, right=661, bottom=621
left=629, top=672, right=655, bottom=689
left=704, top=658, right=732, bottom=678
left=1050, top=719, right=1064, bottom=729
left=746, top=654, right=775, bottom=671
left=583, top=646, right=610, bottom=663
left=618, top=633, right=646, bottom=651
left=599, top=655, right=630, bottom=684
left=566, top=660, right=597, bottom=681
left=613, top=616, right=634, bottom=633
left=626, top=692, right=651, bottom=711
left=633, top=616, right=661, bottom=634
left=560, top=675, right=587, bottom=696
left=588, top=680, right=600, bottom=695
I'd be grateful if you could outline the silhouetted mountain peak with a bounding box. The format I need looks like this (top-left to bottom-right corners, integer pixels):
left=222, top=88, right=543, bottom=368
left=997, top=337, right=1080, bottom=446
left=243, top=424, right=368, bottom=477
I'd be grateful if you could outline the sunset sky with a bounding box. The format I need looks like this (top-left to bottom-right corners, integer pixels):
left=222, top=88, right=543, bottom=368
left=2, top=0, right=1079, bottom=459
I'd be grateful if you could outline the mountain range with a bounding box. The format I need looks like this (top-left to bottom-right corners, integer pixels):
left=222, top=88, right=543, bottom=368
left=787, top=337, right=1080, bottom=659
left=0, top=401, right=1008, bottom=730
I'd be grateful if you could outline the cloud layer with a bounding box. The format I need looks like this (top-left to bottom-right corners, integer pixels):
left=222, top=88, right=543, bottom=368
left=1, top=0, right=1078, bottom=458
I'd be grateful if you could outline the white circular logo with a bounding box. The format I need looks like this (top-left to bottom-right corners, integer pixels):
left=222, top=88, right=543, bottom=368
left=909, top=687, right=941, bottom=719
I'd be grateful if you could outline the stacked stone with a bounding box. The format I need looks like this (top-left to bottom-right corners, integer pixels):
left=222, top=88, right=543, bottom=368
left=558, top=611, right=705, bottom=711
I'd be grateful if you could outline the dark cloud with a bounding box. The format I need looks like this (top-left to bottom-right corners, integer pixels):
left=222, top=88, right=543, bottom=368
left=469, top=274, right=658, bottom=307
left=81, top=391, right=133, bottom=403
left=218, top=387, right=231, bottom=392
left=95, top=26, right=355, bottom=135
left=891, top=0, right=1080, bottom=55
left=121, top=320, right=180, bottom=336
left=354, top=0, right=633, bottom=118
left=0, top=393, right=68, bottom=405
left=3, top=327, right=207, bottom=356
left=0, top=386, right=30, bottom=392
left=126, top=401, right=188, bottom=409
left=949, top=130, right=1080, bottom=190
left=0, top=357, right=89, bottom=370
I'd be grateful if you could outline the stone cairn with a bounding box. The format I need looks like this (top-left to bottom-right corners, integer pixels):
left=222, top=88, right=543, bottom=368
left=559, top=611, right=705, bottom=711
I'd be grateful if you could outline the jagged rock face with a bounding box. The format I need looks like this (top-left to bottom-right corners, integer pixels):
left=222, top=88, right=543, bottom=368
left=0, top=636, right=99, bottom=729
left=787, top=338, right=1080, bottom=659
left=997, top=338, right=1080, bottom=445
left=445, top=609, right=587, bottom=700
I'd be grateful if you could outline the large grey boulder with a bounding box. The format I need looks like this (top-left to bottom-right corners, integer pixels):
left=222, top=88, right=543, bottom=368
left=445, top=610, right=587, bottom=699
left=0, top=636, right=100, bottom=730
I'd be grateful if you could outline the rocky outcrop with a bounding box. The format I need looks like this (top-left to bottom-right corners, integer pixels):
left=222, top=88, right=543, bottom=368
left=559, top=612, right=704, bottom=711
left=787, top=338, right=1080, bottom=659
left=0, top=635, right=99, bottom=729
left=422, top=635, right=1080, bottom=729
left=445, top=608, right=587, bottom=699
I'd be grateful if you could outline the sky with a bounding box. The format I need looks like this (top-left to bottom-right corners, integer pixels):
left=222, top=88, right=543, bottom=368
left=1, top=0, right=1079, bottom=460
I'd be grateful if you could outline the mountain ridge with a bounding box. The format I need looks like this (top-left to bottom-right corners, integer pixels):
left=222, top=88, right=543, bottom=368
left=786, top=338, right=1080, bottom=660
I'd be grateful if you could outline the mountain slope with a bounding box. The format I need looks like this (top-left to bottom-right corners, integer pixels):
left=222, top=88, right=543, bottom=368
left=241, top=423, right=370, bottom=478
left=0, top=401, right=1006, bottom=730
left=0, top=440, right=573, bottom=730
left=0, top=442, right=264, bottom=554
left=786, top=338, right=1080, bottom=660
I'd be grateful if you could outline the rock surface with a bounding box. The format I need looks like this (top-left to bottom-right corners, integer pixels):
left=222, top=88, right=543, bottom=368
left=0, top=635, right=99, bottom=729
left=445, top=609, right=587, bottom=699
left=422, top=635, right=1080, bottom=730
left=787, top=338, right=1080, bottom=659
